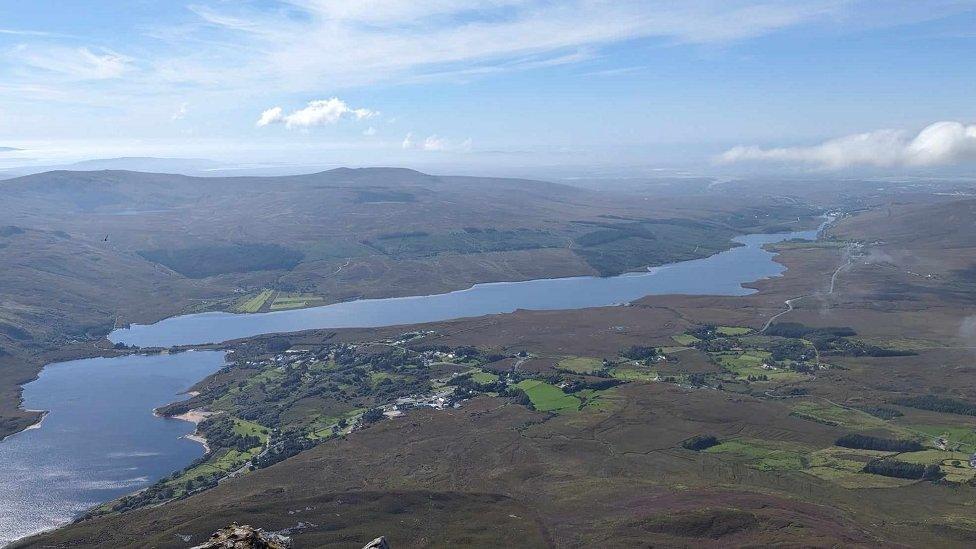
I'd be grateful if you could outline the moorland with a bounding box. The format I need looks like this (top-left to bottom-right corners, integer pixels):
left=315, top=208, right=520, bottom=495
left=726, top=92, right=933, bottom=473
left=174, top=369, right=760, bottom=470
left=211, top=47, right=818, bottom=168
left=0, top=167, right=822, bottom=438
left=4, top=168, right=976, bottom=547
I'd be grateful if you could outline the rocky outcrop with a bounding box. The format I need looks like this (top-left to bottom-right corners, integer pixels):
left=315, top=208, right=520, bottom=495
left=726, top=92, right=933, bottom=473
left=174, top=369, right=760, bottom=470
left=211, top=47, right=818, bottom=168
left=363, top=537, right=390, bottom=549
left=189, top=523, right=389, bottom=549
left=190, top=523, right=291, bottom=548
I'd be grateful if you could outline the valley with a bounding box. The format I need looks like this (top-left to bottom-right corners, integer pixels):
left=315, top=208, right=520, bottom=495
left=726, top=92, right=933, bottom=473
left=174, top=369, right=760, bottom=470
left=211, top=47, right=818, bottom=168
left=7, top=180, right=976, bottom=546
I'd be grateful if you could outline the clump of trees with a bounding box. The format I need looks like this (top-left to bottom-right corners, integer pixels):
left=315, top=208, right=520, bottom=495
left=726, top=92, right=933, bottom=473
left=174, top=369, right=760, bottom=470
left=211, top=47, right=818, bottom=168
left=509, top=387, right=533, bottom=409
left=361, top=408, right=385, bottom=423
left=200, top=417, right=262, bottom=452
left=765, top=322, right=856, bottom=339
left=895, top=395, right=976, bottom=416
left=863, top=459, right=943, bottom=480
left=563, top=379, right=623, bottom=393
left=253, top=429, right=314, bottom=469
left=157, top=401, right=193, bottom=416
left=857, top=406, right=903, bottom=420
left=621, top=345, right=660, bottom=361
left=682, top=435, right=720, bottom=451
left=835, top=433, right=923, bottom=452
left=138, top=243, right=304, bottom=278
left=770, top=339, right=812, bottom=362
left=264, top=336, right=292, bottom=353
left=765, top=322, right=914, bottom=357
left=689, top=325, right=718, bottom=341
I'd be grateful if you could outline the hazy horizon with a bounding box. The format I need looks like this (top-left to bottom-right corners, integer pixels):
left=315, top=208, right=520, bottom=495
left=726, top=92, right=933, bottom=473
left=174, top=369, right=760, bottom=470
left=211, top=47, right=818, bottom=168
left=2, top=1, right=975, bottom=176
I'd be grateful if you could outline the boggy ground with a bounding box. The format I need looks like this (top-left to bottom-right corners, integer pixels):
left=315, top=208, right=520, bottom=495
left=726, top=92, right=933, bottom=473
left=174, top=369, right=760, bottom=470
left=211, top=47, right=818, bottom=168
left=19, top=200, right=976, bottom=547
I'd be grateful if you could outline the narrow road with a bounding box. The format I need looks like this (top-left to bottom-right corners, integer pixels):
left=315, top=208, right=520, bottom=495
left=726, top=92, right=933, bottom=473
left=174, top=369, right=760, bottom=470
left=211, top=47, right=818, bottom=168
left=828, top=243, right=855, bottom=294
left=761, top=296, right=803, bottom=333
left=761, top=242, right=851, bottom=333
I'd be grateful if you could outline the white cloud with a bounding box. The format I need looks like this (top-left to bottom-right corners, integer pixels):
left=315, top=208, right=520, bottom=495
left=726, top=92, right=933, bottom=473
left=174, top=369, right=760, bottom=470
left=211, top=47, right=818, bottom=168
left=171, top=102, right=188, bottom=121
left=0, top=28, right=65, bottom=37
left=11, top=45, right=132, bottom=80
left=363, top=126, right=377, bottom=136
left=256, top=107, right=284, bottom=127
left=422, top=135, right=448, bottom=151
left=256, top=98, right=377, bottom=129
left=718, top=121, right=976, bottom=169
left=402, top=132, right=472, bottom=152
left=401, top=132, right=415, bottom=149
left=166, top=0, right=852, bottom=91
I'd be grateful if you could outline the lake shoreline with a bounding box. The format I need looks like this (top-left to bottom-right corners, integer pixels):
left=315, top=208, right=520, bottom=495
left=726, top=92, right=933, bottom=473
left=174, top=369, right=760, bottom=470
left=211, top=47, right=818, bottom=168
left=0, top=410, right=49, bottom=444
left=156, top=407, right=216, bottom=454
left=111, top=221, right=830, bottom=337
left=0, top=352, right=225, bottom=546
left=0, top=226, right=822, bottom=546
left=109, top=227, right=821, bottom=349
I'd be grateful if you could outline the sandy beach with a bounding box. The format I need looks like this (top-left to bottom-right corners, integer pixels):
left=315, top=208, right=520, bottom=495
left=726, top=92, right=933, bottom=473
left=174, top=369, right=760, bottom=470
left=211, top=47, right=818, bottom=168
left=0, top=411, right=49, bottom=443
left=164, top=408, right=216, bottom=453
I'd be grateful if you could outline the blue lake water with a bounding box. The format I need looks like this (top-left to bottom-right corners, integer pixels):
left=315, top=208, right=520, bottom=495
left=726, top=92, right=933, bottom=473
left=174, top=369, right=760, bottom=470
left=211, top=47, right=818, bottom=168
left=0, top=226, right=817, bottom=545
left=0, top=352, right=224, bottom=546
left=111, top=228, right=818, bottom=348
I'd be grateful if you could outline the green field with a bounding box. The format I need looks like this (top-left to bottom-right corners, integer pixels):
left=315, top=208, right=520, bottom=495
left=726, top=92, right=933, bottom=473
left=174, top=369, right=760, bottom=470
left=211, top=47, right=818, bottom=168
left=717, top=326, right=752, bottom=336
left=234, top=289, right=275, bottom=313
left=515, top=380, right=581, bottom=413
left=897, top=449, right=969, bottom=464
left=711, top=350, right=804, bottom=382
left=610, top=368, right=658, bottom=381
left=269, top=293, right=325, bottom=311
left=705, top=438, right=809, bottom=471
left=660, top=346, right=690, bottom=353
left=470, top=370, right=499, bottom=384
left=171, top=446, right=260, bottom=489
left=897, top=449, right=975, bottom=483
left=557, top=356, right=605, bottom=374
left=166, top=418, right=268, bottom=495
left=856, top=336, right=934, bottom=352
left=911, top=425, right=976, bottom=453
left=791, top=401, right=904, bottom=434
left=805, top=447, right=915, bottom=488
left=572, top=388, right=620, bottom=411
left=671, top=334, right=700, bottom=345
left=309, top=408, right=366, bottom=439
left=231, top=418, right=270, bottom=443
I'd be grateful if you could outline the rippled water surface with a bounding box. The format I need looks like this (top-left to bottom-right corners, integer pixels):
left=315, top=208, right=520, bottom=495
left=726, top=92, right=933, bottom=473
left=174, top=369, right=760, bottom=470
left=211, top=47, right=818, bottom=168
left=0, top=352, right=223, bottom=546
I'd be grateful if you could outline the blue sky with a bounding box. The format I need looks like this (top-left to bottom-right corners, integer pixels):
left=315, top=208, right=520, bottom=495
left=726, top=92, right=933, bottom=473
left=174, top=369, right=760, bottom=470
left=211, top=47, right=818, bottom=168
left=1, top=1, right=975, bottom=173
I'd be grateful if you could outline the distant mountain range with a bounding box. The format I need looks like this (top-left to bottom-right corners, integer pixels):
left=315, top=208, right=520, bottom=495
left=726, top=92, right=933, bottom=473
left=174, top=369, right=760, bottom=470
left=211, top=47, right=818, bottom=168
left=0, top=157, right=228, bottom=179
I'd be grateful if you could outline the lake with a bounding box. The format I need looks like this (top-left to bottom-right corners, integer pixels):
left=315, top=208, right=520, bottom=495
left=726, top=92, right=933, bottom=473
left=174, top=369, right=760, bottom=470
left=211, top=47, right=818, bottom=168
left=1, top=226, right=816, bottom=545
left=110, top=228, right=818, bottom=348
left=0, top=352, right=224, bottom=547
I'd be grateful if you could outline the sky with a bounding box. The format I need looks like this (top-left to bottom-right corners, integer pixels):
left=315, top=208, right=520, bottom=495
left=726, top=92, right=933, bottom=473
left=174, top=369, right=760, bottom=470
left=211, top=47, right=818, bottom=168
left=0, top=0, right=975, bottom=175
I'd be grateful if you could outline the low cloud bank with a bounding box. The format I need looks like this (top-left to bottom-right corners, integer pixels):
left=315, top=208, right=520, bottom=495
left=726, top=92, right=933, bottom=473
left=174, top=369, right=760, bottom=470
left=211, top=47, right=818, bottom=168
left=402, top=133, right=472, bottom=152
left=719, top=121, right=976, bottom=169
left=257, top=98, right=377, bottom=129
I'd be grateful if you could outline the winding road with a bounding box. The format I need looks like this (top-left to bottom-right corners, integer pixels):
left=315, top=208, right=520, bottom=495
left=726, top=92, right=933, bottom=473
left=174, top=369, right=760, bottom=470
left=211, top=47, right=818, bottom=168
left=761, top=242, right=854, bottom=333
